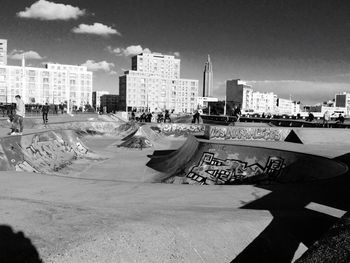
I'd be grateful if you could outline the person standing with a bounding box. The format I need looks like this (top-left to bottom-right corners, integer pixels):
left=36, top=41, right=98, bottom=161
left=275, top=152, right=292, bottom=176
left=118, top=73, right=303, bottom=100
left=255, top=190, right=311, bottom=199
left=323, top=111, right=330, bottom=128
left=233, top=106, right=241, bottom=122
left=42, top=103, right=49, bottom=125
left=11, top=95, right=25, bottom=135
left=193, top=110, right=200, bottom=123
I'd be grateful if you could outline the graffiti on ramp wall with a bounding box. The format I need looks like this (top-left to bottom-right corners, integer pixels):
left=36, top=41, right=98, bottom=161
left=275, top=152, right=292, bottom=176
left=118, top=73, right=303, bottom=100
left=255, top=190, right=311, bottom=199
left=185, top=152, right=285, bottom=185
left=2, top=131, right=89, bottom=173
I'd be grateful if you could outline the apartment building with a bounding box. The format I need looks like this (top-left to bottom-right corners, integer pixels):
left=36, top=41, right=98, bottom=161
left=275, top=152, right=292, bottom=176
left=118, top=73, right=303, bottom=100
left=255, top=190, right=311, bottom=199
left=119, top=53, right=198, bottom=113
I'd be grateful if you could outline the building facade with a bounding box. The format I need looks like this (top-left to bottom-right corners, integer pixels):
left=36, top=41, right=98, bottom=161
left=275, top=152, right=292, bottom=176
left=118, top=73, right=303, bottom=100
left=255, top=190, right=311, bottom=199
left=226, top=79, right=253, bottom=113
left=335, top=92, right=350, bottom=115
left=100, top=94, right=119, bottom=113
left=277, top=98, right=293, bottom=115
left=0, top=39, right=7, bottom=66
left=251, top=92, right=277, bottom=114
left=119, top=53, right=198, bottom=113
left=92, top=90, right=109, bottom=110
left=203, top=55, right=213, bottom=97
left=0, top=39, right=93, bottom=108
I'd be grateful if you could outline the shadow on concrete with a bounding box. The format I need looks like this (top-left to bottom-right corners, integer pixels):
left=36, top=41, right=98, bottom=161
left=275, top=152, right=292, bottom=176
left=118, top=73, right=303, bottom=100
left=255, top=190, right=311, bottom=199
left=0, top=225, right=42, bottom=263
left=231, top=154, right=350, bottom=263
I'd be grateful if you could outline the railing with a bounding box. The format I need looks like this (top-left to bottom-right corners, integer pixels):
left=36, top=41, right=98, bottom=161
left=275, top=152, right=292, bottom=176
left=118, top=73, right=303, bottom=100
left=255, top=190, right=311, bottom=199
left=201, top=115, right=350, bottom=128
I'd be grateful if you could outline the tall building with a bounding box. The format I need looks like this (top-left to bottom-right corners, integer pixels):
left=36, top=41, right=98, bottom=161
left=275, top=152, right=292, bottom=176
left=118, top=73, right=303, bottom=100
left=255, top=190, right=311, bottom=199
left=0, top=39, right=92, bottom=106
left=226, top=79, right=253, bottom=113
left=0, top=39, right=7, bottom=66
left=203, top=55, right=213, bottom=97
left=335, top=92, right=350, bottom=115
left=92, top=90, right=109, bottom=110
left=100, top=94, right=119, bottom=113
left=119, top=53, right=198, bottom=113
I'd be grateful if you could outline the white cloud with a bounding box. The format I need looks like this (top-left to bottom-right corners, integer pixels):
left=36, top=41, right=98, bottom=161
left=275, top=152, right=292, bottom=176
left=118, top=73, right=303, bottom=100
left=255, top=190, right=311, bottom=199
left=9, top=49, right=44, bottom=60
left=72, top=23, right=121, bottom=36
left=17, top=0, right=85, bottom=20
left=107, top=45, right=151, bottom=56
left=81, top=60, right=115, bottom=73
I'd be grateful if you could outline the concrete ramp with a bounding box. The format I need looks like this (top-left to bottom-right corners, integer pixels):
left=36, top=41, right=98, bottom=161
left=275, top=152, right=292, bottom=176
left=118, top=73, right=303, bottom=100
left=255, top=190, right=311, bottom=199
left=205, top=125, right=292, bottom=141
left=147, top=137, right=348, bottom=184
left=291, top=128, right=350, bottom=145
left=0, top=130, right=94, bottom=173
left=119, top=124, right=200, bottom=149
left=157, top=123, right=205, bottom=136
left=147, top=135, right=199, bottom=175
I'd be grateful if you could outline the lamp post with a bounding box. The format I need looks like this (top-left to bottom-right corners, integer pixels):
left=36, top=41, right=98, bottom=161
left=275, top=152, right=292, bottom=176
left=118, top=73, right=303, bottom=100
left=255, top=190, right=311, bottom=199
left=224, top=95, right=227, bottom=116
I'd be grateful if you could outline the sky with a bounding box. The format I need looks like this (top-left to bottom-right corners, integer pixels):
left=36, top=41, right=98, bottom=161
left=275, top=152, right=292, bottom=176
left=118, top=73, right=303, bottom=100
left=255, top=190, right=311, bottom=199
left=1, top=0, right=350, bottom=104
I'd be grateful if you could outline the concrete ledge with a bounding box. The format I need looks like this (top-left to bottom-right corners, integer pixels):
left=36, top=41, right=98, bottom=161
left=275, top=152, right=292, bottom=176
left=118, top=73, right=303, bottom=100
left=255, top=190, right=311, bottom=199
left=204, top=125, right=292, bottom=141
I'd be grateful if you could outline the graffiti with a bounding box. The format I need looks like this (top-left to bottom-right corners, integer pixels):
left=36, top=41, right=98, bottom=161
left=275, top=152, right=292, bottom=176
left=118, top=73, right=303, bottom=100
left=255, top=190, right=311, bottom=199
left=185, top=152, right=284, bottom=185
left=206, top=126, right=291, bottom=141
left=118, top=136, right=152, bottom=149
left=159, top=124, right=205, bottom=136
left=1, top=131, right=89, bottom=173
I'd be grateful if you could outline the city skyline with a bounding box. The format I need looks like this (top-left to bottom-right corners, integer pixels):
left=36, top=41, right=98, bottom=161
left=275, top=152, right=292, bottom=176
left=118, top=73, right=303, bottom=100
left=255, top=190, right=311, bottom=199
left=1, top=0, right=350, bottom=104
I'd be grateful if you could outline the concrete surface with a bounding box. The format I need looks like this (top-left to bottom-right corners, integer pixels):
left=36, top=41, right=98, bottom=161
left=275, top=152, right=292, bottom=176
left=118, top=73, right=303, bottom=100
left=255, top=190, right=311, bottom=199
left=0, top=120, right=349, bottom=262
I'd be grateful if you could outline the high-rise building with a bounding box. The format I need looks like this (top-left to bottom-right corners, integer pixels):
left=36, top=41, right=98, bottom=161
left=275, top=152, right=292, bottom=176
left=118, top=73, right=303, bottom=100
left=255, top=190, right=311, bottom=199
left=92, top=90, right=109, bottom=110
left=0, top=39, right=7, bottom=66
left=203, top=55, right=213, bottom=97
left=119, top=53, right=198, bottom=113
left=0, top=39, right=93, bottom=107
left=226, top=79, right=253, bottom=113
left=100, top=94, right=119, bottom=113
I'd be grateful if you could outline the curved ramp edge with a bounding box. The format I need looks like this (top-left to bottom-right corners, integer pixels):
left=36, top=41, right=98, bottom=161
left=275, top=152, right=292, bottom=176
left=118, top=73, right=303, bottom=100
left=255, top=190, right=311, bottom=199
left=146, top=135, right=199, bottom=177
left=147, top=138, right=348, bottom=184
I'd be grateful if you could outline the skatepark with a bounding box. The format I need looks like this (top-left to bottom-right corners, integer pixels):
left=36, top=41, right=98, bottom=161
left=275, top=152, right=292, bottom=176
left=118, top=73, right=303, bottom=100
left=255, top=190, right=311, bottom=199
left=0, top=114, right=349, bottom=263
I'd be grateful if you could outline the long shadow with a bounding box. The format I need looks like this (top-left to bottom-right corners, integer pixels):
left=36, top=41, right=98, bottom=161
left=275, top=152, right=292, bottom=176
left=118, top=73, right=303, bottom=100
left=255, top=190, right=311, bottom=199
left=231, top=154, right=350, bottom=263
left=0, top=225, right=42, bottom=263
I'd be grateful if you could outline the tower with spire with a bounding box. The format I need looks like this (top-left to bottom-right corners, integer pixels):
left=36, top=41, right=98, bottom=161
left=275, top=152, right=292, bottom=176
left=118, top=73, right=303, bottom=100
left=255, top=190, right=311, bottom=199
left=203, top=54, right=213, bottom=97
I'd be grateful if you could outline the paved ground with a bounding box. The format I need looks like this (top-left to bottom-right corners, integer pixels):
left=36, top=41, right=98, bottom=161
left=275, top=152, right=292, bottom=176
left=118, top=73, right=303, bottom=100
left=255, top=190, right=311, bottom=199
left=0, top=121, right=349, bottom=262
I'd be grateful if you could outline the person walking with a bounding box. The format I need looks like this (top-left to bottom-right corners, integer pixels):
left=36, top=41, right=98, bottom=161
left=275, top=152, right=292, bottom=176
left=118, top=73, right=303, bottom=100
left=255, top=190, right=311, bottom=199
left=42, top=103, right=49, bottom=126
left=11, top=95, right=25, bottom=135
left=193, top=110, right=200, bottom=123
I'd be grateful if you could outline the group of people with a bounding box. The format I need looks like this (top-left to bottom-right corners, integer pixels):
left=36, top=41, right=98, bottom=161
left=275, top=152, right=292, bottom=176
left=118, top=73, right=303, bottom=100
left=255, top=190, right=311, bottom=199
left=131, top=111, right=153, bottom=122
left=306, top=111, right=345, bottom=127
left=130, top=110, right=172, bottom=123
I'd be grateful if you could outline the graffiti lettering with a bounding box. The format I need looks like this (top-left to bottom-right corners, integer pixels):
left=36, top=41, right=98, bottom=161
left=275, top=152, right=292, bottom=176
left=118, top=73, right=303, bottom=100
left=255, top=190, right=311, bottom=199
left=159, top=124, right=205, bottom=136
left=207, top=126, right=291, bottom=141
left=185, top=152, right=284, bottom=185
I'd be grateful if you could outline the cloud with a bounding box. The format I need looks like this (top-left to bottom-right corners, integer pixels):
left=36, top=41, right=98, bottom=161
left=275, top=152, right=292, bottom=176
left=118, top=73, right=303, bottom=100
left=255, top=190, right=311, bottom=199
left=72, top=23, right=121, bottom=36
left=9, top=49, right=44, bottom=60
left=173, top=52, right=180, bottom=57
left=81, top=60, right=115, bottom=73
left=17, top=0, right=85, bottom=20
left=107, top=45, right=151, bottom=56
